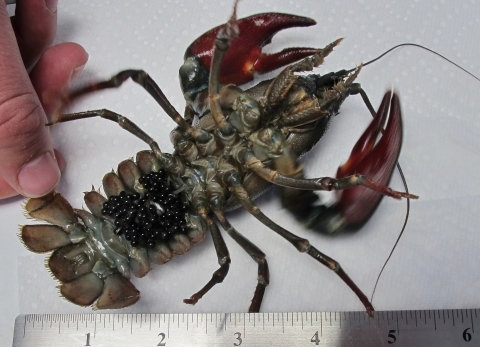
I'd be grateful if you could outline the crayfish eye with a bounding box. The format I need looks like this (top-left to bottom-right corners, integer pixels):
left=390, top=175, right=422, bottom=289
left=179, top=57, right=209, bottom=97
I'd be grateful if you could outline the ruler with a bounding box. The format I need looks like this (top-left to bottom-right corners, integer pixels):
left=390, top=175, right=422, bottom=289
left=12, top=309, right=479, bottom=346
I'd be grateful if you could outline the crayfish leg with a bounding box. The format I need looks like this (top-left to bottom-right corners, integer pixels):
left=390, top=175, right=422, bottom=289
left=212, top=209, right=270, bottom=313
left=183, top=217, right=231, bottom=307
left=223, top=170, right=373, bottom=316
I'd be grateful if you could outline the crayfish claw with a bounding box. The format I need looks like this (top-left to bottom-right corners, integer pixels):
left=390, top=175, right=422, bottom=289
left=335, top=91, right=406, bottom=228
left=253, top=47, right=321, bottom=75
left=295, top=91, right=415, bottom=234
left=181, top=12, right=319, bottom=91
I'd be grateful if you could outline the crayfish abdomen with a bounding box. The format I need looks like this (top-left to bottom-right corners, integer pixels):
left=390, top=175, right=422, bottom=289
left=22, top=151, right=207, bottom=309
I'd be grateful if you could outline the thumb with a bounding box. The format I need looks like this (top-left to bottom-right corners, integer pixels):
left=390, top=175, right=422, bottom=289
left=0, top=5, right=60, bottom=198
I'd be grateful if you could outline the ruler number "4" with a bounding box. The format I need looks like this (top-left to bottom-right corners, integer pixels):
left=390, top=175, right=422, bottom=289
left=311, top=331, right=320, bottom=345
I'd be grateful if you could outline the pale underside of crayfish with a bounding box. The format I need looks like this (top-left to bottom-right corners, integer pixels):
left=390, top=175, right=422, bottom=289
left=19, top=2, right=419, bottom=317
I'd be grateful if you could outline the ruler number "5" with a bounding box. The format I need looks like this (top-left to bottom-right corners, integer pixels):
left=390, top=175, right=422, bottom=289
left=387, top=329, right=397, bottom=344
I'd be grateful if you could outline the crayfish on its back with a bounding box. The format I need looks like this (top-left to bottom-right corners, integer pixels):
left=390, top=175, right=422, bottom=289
left=20, top=2, right=422, bottom=316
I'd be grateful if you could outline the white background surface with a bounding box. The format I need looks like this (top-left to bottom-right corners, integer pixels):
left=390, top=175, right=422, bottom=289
left=3, top=0, right=480, bottom=344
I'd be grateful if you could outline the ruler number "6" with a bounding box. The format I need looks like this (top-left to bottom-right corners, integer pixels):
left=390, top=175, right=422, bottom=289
left=463, top=328, right=473, bottom=342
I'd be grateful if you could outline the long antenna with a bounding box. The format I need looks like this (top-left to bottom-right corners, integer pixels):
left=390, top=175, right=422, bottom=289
left=362, top=43, right=479, bottom=302
left=370, top=163, right=410, bottom=302
left=347, top=43, right=480, bottom=83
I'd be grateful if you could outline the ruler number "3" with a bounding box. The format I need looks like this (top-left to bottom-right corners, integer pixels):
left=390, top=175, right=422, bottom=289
left=234, top=332, right=242, bottom=346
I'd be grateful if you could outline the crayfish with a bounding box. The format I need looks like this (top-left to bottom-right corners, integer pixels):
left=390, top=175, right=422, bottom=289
left=20, top=2, right=419, bottom=316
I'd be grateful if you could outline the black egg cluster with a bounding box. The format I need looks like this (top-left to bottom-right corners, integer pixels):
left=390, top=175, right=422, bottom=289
left=101, top=170, right=189, bottom=248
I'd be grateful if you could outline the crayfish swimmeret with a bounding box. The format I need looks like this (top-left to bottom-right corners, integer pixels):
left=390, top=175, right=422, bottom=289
left=20, top=3, right=417, bottom=316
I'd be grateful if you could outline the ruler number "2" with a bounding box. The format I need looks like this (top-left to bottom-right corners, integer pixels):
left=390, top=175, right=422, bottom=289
left=158, top=332, right=166, bottom=346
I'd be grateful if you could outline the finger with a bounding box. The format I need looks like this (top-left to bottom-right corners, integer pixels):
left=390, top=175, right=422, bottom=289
left=54, top=148, right=66, bottom=173
left=30, top=42, right=89, bottom=117
left=0, top=175, right=16, bottom=199
left=0, top=4, right=60, bottom=198
left=11, top=0, right=58, bottom=69
left=0, top=148, right=66, bottom=199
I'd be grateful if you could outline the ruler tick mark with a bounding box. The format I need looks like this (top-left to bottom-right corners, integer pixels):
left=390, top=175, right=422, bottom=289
left=471, top=309, right=475, bottom=334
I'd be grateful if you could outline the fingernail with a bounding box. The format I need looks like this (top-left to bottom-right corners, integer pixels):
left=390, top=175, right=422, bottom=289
left=18, top=152, right=61, bottom=197
left=71, top=61, right=87, bottom=81
left=45, top=0, right=58, bottom=13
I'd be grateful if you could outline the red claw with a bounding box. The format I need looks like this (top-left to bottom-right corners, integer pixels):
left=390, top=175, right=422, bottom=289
left=185, top=13, right=319, bottom=85
left=336, top=91, right=403, bottom=228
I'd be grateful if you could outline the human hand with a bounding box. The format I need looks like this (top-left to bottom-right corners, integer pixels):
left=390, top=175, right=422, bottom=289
left=0, top=0, right=88, bottom=199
